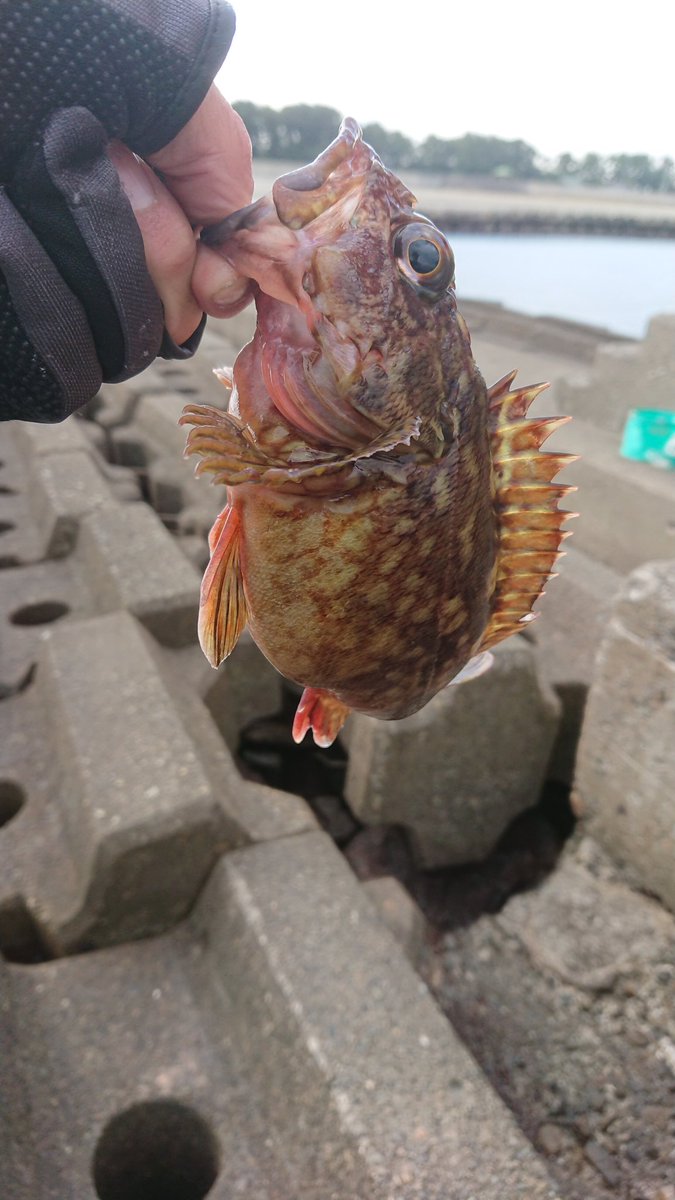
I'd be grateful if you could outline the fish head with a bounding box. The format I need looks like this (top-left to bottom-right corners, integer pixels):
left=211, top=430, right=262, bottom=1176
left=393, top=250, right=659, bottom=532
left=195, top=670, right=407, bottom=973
left=206, top=119, right=475, bottom=452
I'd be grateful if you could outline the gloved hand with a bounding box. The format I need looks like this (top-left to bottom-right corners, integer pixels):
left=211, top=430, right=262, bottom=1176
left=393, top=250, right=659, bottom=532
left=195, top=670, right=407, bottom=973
left=0, top=0, right=252, bottom=423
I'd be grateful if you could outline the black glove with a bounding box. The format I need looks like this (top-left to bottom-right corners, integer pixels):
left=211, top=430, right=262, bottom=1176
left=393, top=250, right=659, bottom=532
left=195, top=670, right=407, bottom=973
left=0, top=0, right=236, bottom=422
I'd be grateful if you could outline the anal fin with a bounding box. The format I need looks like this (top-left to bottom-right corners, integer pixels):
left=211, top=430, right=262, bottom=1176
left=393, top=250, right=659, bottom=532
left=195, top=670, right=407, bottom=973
left=199, top=504, right=247, bottom=668
left=292, top=688, right=351, bottom=748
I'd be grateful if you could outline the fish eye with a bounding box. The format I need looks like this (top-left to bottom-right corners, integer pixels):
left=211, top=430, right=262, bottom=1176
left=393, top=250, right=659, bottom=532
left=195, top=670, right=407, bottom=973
left=393, top=221, right=455, bottom=300
left=408, top=238, right=440, bottom=275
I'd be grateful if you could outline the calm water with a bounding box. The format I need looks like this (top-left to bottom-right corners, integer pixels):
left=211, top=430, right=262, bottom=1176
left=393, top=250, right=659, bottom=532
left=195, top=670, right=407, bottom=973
left=447, top=233, right=675, bottom=339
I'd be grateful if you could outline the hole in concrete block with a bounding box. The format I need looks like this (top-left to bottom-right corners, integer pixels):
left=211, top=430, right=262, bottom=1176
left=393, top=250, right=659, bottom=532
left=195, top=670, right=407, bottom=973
left=0, top=897, right=52, bottom=963
left=0, top=780, right=25, bottom=826
left=0, top=486, right=16, bottom=495
left=10, top=601, right=70, bottom=626
left=0, top=521, right=16, bottom=534
left=92, top=1100, right=220, bottom=1200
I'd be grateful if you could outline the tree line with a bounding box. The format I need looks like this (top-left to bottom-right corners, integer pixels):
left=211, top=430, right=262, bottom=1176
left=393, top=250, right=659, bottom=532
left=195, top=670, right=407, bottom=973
left=233, top=101, right=675, bottom=193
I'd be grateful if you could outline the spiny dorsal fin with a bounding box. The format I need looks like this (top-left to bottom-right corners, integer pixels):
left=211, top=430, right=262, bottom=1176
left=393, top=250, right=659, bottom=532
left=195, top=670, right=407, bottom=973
left=480, top=372, right=578, bottom=652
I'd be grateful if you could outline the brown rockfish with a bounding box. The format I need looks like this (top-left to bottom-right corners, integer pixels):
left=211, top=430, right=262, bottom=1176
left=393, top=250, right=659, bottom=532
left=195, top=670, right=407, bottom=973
left=181, top=119, right=575, bottom=747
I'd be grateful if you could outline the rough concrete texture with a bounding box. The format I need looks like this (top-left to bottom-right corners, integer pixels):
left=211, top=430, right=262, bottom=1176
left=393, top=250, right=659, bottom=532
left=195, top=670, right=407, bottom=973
left=1, top=834, right=561, bottom=1200
left=77, top=502, right=201, bottom=646
left=27, top=448, right=114, bottom=558
left=204, top=628, right=284, bottom=753
left=531, top=545, right=621, bottom=782
left=430, top=837, right=675, bottom=1200
left=574, top=559, right=675, bottom=914
left=543, top=416, right=675, bottom=574
left=345, top=636, right=561, bottom=867
left=0, top=611, right=315, bottom=954
left=362, top=875, right=429, bottom=969
left=556, top=314, right=675, bottom=434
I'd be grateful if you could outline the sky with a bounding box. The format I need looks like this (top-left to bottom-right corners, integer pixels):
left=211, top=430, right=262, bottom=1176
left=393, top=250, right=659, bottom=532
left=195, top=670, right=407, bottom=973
left=217, top=0, right=673, bottom=162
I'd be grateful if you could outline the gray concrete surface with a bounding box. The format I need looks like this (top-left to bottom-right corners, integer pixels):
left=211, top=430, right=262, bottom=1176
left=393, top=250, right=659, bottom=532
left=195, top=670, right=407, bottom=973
left=345, top=637, right=560, bottom=867
left=557, top=314, right=675, bottom=434
left=2, top=834, right=561, bottom=1200
left=0, top=611, right=315, bottom=954
left=574, top=559, right=675, bottom=914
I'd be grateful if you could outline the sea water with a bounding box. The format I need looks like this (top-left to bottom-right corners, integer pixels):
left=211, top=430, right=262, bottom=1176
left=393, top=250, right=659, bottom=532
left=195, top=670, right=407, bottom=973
left=449, top=233, right=675, bottom=339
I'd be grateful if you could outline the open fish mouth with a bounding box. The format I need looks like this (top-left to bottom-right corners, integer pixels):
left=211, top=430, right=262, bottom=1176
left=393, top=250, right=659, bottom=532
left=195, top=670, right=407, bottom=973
left=202, top=118, right=392, bottom=242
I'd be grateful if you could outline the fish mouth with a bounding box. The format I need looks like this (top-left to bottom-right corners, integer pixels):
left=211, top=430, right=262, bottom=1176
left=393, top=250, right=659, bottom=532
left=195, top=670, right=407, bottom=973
left=202, top=118, right=380, bottom=245
left=271, top=117, right=374, bottom=229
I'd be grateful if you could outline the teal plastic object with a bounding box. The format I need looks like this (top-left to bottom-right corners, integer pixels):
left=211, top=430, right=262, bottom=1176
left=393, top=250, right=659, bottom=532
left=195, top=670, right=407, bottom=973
left=620, top=409, right=675, bottom=469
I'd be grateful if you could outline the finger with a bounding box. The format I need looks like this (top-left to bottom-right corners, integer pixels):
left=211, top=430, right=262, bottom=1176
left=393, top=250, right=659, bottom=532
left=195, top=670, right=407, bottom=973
left=149, top=87, right=254, bottom=225
left=191, top=242, right=255, bottom=317
left=109, top=142, right=203, bottom=346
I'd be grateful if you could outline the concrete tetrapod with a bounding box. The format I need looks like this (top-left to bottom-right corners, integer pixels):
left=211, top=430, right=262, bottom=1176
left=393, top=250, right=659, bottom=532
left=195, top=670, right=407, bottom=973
left=1, top=832, right=561, bottom=1200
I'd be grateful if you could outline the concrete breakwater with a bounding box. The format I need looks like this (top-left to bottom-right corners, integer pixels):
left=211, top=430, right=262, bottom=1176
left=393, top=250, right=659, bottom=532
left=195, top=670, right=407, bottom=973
left=253, top=158, right=675, bottom=240
left=432, top=209, right=675, bottom=238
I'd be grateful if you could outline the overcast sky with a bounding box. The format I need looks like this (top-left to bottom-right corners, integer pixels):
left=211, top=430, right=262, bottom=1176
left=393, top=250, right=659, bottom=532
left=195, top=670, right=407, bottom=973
left=217, top=0, right=672, bottom=162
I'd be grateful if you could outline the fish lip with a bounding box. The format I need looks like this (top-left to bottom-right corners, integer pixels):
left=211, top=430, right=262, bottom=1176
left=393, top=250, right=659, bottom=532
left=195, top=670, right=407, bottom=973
left=275, top=117, right=362, bottom=195
left=200, top=196, right=273, bottom=247
left=200, top=119, right=368, bottom=246
left=271, top=118, right=377, bottom=230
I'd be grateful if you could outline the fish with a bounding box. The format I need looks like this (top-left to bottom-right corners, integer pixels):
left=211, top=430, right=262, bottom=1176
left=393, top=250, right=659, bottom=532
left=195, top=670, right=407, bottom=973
left=180, top=118, right=576, bottom=748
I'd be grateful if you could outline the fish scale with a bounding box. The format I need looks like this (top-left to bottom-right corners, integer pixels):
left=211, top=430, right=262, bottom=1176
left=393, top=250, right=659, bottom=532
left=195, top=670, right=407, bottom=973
left=181, top=119, right=574, bottom=747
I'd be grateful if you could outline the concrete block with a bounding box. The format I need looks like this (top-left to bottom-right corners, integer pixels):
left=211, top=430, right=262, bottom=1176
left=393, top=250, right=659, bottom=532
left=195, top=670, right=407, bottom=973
left=555, top=312, right=675, bottom=434
left=12, top=415, right=90, bottom=456
left=531, top=546, right=621, bottom=782
left=362, top=875, right=429, bottom=969
left=1, top=834, right=561, bottom=1199
left=22, top=610, right=224, bottom=950
left=204, top=628, right=284, bottom=753
left=645, top=313, right=675, bottom=371
left=86, top=362, right=175, bottom=428
left=433, top=839, right=675, bottom=1198
left=133, top=390, right=192, bottom=458
left=0, top=960, right=36, bottom=1199
left=77, top=502, right=201, bottom=646
left=0, top=476, right=43, bottom=570
left=107, top=424, right=151, bottom=467
left=556, top=344, right=639, bottom=434
left=574, top=559, right=675, bottom=914
left=345, top=637, right=561, bottom=868
left=27, top=449, right=113, bottom=558
left=544, top=417, right=675, bottom=574
left=0, top=612, right=316, bottom=954
left=0, top=557, right=82, bottom=691
left=145, top=452, right=185, bottom=515
left=194, top=832, right=560, bottom=1199
left=93, top=457, right=143, bottom=504
left=534, top=547, right=620, bottom=690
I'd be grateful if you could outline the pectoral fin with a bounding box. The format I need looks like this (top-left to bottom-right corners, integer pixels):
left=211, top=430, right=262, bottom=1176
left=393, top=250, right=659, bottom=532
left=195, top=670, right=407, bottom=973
left=199, top=504, right=247, bottom=668
left=292, top=688, right=351, bottom=748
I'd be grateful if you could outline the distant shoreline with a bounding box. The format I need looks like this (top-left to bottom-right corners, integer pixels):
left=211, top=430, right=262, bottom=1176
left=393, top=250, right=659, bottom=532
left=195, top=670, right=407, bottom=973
left=252, top=158, right=675, bottom=239
left=428, top=211, right=675, bottom=238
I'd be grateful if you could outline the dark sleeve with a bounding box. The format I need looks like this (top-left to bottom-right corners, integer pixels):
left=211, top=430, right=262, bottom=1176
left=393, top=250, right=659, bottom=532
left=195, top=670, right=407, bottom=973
left=0, top=0, right=236, bottom=423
